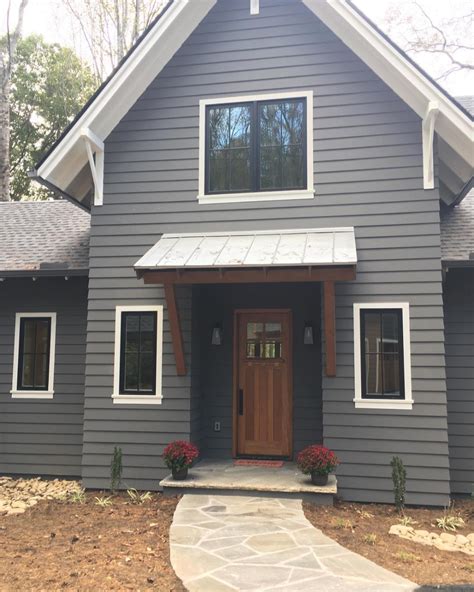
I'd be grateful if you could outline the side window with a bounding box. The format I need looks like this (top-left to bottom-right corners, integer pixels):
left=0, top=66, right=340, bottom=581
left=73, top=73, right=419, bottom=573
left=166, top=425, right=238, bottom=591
left=354, top=304, right=413, bottom=410
left=113, top=306, right=163, bottom=405
left=12, top=313, right=56, bottom=398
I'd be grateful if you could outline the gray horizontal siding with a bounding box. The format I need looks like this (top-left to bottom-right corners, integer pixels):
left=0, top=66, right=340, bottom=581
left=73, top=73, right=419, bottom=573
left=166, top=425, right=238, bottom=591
left=445, top=268, right=474, bottom=496
left=82, top=0, right=451, bottom=503
left=0, top=277, right=87, bottom=477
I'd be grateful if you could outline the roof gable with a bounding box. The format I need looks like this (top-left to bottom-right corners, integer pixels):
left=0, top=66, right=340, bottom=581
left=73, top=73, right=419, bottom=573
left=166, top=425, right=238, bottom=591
left=34, top=0, right=473, bottom=209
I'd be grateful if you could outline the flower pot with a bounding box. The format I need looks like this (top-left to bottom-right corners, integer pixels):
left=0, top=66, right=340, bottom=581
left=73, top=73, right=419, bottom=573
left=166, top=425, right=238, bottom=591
left=311, top=472, right=328, bottom=486
left=172, top=467, right=188, bottom=481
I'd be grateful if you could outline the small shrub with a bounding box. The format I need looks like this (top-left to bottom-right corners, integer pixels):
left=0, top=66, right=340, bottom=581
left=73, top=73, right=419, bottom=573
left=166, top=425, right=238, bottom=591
left=355, top=508, right=374, bottom=519
left=95, top=496, right=113, bottom=508
left=110, top=446, right=123, bottom=492
left=363, top=533, right=377, bottom=545
left=390, top=456, right=406, bottom=513
left=396, top=551, right=421, bottom=563
left=400, top=515, right=418, bottom=527
left=296, top=445, right=340, bottom=476
left=435, top=513, right=465, bottom=532
left=464, top=563, right=474, bottom=573
left=127, top=489, right=153, bottom=505
left=70, top=489, right=86, bottom=504
left=333, top=517, right=353, bottom=531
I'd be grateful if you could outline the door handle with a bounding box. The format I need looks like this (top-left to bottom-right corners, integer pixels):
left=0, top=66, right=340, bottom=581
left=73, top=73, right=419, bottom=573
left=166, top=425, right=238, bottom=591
left=239, top=389, right=244, bottom=416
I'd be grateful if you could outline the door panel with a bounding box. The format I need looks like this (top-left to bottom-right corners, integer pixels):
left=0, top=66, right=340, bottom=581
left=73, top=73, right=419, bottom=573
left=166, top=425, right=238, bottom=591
left=235, top=310, right=292, bottom=457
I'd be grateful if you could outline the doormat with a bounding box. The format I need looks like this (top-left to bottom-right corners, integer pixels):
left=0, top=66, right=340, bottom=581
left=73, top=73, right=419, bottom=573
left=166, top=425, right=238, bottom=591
left=234, top=460, right=284, bottom=468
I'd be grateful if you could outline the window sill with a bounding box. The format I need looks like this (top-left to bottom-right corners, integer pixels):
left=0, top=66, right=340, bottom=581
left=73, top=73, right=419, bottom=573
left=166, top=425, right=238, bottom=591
left=11, top=391, right=54, bottom=399
left=354, top=398, right=413, bottom=410
left=198, top=188, right=315, bottom=205
left=112, top=395, right=163, bottom=405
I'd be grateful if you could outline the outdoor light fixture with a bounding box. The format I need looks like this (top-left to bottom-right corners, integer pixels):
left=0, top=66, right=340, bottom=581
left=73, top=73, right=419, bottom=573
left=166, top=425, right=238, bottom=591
left=303, top=323, right=314, bottom=345
left=211, top=323, right=223, bottom=346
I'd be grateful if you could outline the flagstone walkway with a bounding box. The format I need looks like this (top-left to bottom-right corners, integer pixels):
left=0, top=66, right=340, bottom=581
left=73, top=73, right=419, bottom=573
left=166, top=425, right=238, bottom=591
left=170, top=494, right=419, bottom=592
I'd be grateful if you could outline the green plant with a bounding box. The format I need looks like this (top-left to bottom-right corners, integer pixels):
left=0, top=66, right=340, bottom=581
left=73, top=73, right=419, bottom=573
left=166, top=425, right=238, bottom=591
left=435, top=513, right=465, bottom=532
left=94, top=496, right=113, bottom=508
left=363, top=533, right=377, bottom=545
left=110, top=446, right=123, bottom=492
left=127, top=489, right=153, bottom=505
left=400, top=515, right=418, bottom=527
left=70, top=489, right=86, bottom=504
left=333, top=518, right=353, bottom=531
left=390, top=456, right=407, bottom=513
left=395, top=551, right=421, bottom=563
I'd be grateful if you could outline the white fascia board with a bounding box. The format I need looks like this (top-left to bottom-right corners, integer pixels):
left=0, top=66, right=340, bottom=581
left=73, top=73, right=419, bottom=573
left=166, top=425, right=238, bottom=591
left=37, top=0, right=217, bottom=192
left=303, top=0, right=473, bottom=168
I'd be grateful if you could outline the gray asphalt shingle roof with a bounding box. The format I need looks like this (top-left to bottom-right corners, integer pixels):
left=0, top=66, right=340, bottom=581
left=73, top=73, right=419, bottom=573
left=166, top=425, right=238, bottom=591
left=0, top=200, right=90, bottom=274
left=441, top=190, right=474, bottom=265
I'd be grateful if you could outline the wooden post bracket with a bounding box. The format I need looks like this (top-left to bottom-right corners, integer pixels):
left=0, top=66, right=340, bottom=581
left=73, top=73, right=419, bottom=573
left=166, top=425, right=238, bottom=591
left=323, top=280, right=336, bottom=377
left=164, top=284, right=186, bottom=376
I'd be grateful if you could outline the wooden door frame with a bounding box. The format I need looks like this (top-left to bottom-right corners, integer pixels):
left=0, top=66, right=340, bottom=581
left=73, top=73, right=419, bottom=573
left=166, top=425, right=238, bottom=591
left=232, top=308, right=293, bottom=458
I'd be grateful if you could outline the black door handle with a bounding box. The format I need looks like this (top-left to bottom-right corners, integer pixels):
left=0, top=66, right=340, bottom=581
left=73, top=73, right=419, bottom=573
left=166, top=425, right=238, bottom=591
left=239, top=389, right=244, bottom=416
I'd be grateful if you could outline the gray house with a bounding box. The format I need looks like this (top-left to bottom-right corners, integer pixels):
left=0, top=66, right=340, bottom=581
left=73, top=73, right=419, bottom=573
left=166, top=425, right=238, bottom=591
left=1, top=0, right=473, bottom=506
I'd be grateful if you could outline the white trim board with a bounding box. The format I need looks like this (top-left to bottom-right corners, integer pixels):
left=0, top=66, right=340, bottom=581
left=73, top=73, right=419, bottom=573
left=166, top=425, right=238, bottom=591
left=353, top=302, right=413, bottom=411
left=11, top=312, right=57, bottom=399
left=198, top=90, right=314, bottom=204
left=112, top=305, right=164, bottom=405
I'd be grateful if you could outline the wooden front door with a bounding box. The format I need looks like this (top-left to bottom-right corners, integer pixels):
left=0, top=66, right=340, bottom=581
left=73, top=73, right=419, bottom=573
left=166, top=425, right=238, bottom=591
left=234, top=310, right=292, bottom=458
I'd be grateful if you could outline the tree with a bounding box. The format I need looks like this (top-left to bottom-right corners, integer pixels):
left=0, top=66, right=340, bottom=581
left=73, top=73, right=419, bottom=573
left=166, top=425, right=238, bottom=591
left=63, top=0, right=166, bottom=81
left=383, top=1, right=473, bottom=82
left=0, top=0, right=29, bottom=201
left=9, top=35, right=97, bottom=200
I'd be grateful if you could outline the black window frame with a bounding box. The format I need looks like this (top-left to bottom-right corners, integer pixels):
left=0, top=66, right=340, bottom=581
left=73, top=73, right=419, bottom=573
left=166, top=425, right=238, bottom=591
left=119, top=311, right=157, bottom=396
left=360, top=308, right=405, bottom=400
left=17, top=316, right=52, bottom=392
left=205, top=97, right=308, bottom=195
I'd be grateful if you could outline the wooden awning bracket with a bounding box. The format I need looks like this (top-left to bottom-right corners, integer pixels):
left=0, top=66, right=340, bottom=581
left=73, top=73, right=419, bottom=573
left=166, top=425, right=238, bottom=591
left=323, top=281, right=337, bottom=377
left=164, top=284, right=187, bottom=377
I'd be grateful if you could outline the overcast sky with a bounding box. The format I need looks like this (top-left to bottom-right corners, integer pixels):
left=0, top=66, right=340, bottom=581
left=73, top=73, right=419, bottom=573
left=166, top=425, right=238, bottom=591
left=2, top=0, right=474, bottom=96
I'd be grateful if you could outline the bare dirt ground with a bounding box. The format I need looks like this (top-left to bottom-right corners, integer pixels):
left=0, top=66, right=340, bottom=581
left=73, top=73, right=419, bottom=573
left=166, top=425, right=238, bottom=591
left=0, top=492, right=185, bottom=592
left=304, top=498, right=474, bottom=587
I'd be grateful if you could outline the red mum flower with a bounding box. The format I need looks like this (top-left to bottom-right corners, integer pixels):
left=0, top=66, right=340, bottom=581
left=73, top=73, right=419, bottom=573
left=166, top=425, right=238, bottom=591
left=297, top=445, right=339, bottom=476
left=163, top=440, right=199, bottom=471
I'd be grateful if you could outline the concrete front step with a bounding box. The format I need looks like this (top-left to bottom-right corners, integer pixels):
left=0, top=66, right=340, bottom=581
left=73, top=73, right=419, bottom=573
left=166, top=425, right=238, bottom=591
left=160, top=459, right=336, bottom=506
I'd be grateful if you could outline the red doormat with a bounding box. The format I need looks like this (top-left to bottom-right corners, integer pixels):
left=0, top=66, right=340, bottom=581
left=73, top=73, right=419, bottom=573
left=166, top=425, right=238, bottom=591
left=234, top=460, right=284, bottom=468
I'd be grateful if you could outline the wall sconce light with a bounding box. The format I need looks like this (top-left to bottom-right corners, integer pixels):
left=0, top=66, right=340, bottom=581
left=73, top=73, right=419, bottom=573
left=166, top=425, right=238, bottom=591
left=304, top=322, right=314, bottom=345
left=211, top=323, right=223, bottom=346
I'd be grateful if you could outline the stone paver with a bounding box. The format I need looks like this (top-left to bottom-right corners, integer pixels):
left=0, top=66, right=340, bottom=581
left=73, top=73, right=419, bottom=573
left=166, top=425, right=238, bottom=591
left=170, top=494, right=419, bottom=592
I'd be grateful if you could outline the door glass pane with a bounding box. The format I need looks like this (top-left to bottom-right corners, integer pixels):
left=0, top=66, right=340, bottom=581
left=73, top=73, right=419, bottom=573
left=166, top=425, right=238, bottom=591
left=265, top=323, right=281, bottom=339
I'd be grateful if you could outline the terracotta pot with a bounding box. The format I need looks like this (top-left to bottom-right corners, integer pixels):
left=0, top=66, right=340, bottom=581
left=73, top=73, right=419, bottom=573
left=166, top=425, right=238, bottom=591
left=311, top=472, right=328, bottom=486
left=172, top=467, right=188, bottom=481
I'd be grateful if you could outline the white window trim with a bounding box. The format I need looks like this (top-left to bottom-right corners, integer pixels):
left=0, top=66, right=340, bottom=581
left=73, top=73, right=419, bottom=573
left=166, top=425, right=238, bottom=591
left=112, top=305, right=164, bottom=405
left=198, top=90, right=315, bottom=205
left=11, top=312, right=57, bottom=399
left=353, top=303, right=413, bottom=410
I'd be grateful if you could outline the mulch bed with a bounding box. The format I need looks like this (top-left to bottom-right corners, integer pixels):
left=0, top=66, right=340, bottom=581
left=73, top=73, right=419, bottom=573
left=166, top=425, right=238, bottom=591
left=0, top=492, right=185, bottom=592
left=304, top=498, right=474, bottom=587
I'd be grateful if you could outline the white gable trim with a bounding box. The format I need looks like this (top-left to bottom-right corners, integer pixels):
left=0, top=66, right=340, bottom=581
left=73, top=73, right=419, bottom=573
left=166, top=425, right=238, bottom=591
left=37, top=0, right=217, bottom=195
left=303, top=0, right=473, bottom=169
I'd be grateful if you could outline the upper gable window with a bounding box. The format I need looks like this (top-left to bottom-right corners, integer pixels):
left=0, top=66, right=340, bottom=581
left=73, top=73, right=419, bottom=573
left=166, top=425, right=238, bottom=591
left=199, top=91, right=314, bottom=204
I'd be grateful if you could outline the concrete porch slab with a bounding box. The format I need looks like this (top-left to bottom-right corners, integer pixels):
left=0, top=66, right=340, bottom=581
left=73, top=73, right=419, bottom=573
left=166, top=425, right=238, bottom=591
left=160, top=459, right=337, bottom=505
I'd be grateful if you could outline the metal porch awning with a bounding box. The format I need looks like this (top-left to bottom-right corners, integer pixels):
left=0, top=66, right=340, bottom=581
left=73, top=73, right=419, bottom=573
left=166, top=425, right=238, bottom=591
left=134, top=227, right=358, bottom=379
left=135, top=227, right=357, bottom=273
